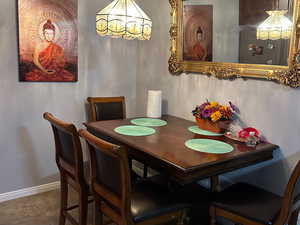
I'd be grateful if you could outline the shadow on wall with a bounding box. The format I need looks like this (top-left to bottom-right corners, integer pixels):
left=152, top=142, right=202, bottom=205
left=224, top=150, right=300, bottom=195
left=162, top=99, right=168, bottom=115
left=18, top=126, right=59, bottom=185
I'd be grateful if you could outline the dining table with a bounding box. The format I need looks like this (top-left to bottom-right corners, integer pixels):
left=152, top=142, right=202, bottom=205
left=84, top=115, right=279, bottom=191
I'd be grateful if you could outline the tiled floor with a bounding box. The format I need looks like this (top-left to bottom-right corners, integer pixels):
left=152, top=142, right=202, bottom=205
left=0, top=188, right=94, bottom=225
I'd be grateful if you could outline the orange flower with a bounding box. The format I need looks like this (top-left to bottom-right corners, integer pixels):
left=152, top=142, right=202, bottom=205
left=220, top=106, right=232, bottom=120
left=210, top=101, right=219, bottom=107
left=210, top=111, right=222, bottom=122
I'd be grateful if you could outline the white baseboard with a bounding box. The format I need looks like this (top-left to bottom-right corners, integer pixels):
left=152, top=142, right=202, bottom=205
left=0, top=181, right=60, bottom=203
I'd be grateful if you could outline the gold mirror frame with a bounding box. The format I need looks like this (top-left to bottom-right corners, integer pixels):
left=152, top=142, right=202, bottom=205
left=168, top=0, right=300, bottom=88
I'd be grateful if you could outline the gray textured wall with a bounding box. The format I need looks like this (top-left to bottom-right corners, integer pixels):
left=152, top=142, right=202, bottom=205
left=136, top=0, right=300, bottom=195
left=0, top=0, right=137, bottom=194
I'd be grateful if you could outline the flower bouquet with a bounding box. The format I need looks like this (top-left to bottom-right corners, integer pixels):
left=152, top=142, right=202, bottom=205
left=192, top=101, right=237, bottom=133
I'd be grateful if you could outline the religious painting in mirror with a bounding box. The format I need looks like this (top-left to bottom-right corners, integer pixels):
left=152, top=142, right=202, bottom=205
left=17, top=0, right=78, bottom=82
left=183, top=5, right=213, bottom=61
left=169, top=0, right=300, bottom=87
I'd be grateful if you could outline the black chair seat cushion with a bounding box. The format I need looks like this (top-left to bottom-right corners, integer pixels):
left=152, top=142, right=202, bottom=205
left=212, top=183, right=282, bottom=225
left=140, top=174, right=213, bottom=225
left=131, top=178, right=187, bottom=223
left=172, top=183, right=212, bottom=225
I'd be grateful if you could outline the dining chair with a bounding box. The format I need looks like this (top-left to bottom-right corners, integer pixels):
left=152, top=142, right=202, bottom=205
left=210, top=160, right=300, bottom=225
left=79, top=129, right=189, bottom=225
left=87, top=96, right=126, bottom=122
left=43, top=112, right=91, bottom=225
left=87, top=96, right=148, bottom=178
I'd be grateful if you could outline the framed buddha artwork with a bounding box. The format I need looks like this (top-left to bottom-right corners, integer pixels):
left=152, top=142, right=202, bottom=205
left=183, top=5, right=213, bottom=62
left=17, top=0, right=78, bottom=82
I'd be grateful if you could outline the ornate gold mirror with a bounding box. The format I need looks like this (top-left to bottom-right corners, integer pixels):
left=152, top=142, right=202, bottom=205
left=169, top=0, right=300, bottom=87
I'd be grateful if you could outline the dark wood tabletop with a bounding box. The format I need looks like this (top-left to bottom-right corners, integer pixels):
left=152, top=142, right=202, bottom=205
left=85, top=115, right=279, bottom=185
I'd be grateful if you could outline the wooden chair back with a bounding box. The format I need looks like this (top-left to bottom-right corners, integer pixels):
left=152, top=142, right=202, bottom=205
left=274, top=160, right=300, bottom=225
left=87, top=97, right=126, bottom=122
left=79, top=129, right=131, bottom=225
left=43, top=112, right=85, bottom=187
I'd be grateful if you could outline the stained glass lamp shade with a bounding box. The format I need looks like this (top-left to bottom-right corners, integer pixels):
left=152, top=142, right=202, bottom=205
left=96, top=0, right=152, bottom=40
left=257, top=10, right=293, bottom=40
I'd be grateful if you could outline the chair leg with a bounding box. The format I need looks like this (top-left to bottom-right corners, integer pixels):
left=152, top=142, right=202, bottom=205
left=59, top=177, right=68, bottom=225
left=288, top=210, right=299, bottom=225
left=143, top=165, right=148, bottom=178
left=78, top=190, right=88, bottom=225
left=94, top=197, right=103, bottom=225
left=209, top=206, right=217, bottom=225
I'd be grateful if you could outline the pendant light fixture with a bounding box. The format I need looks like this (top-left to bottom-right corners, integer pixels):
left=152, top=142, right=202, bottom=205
left=257, top=0, right=293, bottom=40
left=96, top=0, right=152, bottom=40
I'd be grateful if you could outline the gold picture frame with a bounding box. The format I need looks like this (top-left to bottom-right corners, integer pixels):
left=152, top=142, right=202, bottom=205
left=168, top=0, right=300, bottom=88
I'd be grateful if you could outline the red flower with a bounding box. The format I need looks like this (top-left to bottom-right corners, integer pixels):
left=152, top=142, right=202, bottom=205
left=238, top=127, right=260, bottom=139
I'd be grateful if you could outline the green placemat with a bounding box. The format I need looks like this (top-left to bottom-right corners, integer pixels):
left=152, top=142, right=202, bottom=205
left=185, top=139, right=234, bottom=154
left=131, top=118, right=167, bottom=127
left=188, top=126, right=224, bottom=136
left=114, top=125, right=156, bottom=136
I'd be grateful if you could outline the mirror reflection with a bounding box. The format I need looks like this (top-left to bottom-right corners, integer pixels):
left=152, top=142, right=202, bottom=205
left=183, top=0, right=294, bottom=66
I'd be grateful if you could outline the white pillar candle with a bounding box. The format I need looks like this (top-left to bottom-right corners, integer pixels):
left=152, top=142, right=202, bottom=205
left=146, top=90, right=162, bottom=118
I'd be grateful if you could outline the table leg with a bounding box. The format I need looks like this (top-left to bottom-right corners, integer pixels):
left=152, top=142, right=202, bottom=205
left=129, top=158, right=133, bottom=170
left=210, top=176, right=220, bottom=192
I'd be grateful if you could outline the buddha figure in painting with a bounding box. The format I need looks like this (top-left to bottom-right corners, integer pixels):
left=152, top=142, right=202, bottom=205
left=25, top=20, right=75, bottom=82
left=191, top=26, right=207, bottom=61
